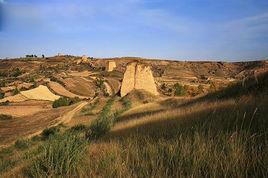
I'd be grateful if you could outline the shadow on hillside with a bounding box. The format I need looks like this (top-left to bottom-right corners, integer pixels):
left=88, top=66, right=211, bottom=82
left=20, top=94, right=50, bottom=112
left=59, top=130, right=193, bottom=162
left=104, top=95, right=267, bottom=142
left=117, top=108, right=166, bottom=122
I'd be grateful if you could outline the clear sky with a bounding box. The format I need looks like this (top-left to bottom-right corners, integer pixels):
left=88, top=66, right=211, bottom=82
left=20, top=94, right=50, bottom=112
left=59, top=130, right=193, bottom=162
left=0, top=0, right=268, bottom=61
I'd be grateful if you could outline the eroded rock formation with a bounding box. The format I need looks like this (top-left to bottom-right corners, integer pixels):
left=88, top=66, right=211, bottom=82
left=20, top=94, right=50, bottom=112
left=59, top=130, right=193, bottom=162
left=120, top=62, right=158, bottom=97
left=106, top=61, right=116, bottom=72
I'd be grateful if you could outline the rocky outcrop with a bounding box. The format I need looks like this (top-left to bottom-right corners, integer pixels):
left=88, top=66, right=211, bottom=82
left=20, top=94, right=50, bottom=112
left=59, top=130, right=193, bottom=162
left=106, top=61, right=116, bottom=72
left=120, top=62, right=159, bottom=97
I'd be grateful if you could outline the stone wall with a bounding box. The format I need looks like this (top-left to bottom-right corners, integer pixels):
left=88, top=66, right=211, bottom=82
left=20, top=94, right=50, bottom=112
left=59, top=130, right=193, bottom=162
left=120, top=62, right=159, bottom=97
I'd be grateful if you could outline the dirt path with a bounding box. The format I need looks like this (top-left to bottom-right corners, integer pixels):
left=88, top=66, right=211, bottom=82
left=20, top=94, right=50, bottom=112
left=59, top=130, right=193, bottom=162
left=27, top=101, right=88, bottom=138
left=59, top=101, right=88, bottom=124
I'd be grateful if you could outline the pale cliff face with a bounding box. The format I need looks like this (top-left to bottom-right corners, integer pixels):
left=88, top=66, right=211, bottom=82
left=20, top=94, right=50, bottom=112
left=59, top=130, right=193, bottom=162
left=107, top=61, right=117, bottom=72
left=120, top=63, right=136, bottom=97
left=120, top=62, right=159, bottom=97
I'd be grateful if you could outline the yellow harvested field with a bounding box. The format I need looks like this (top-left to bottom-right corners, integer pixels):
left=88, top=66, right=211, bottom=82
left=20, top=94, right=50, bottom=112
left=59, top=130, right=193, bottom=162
left=0, top=94, right=28, bottom=103
left=48, top=81, right=88, bottom=99
left=21, top=85, right=60, bottom=101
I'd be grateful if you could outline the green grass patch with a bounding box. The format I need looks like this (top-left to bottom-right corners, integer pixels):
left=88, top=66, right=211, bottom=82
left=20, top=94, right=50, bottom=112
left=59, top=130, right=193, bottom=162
left=69, top=124, right=88, bottom=133
left=25, top=133, right=88, bottom=177
left=86, top=97, right=132, bottom=140
left=14, top=139, right=31, bottom=150
left=86, top=99, right=114, bottom=139
left=52, top=97, right=81, bottom=108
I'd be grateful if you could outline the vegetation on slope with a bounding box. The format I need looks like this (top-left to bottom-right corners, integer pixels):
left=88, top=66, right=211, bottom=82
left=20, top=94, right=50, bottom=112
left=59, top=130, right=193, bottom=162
left=0, top=114, right=13, bottom=121
left=83, top=73, right=268, bottom=177
left=0, top=97, right=132, bottom=177
left=52, top=97, right=81, bottom=108
left=25, top=133, right=87, bottom=177
left=0, top=72, right=267, bottom=177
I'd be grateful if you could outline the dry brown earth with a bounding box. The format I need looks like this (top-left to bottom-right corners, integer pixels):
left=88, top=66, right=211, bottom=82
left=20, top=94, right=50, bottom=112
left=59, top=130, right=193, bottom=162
left=0, top=100, right=51, bottom=117
left=48, top=81, right=88, bottom=99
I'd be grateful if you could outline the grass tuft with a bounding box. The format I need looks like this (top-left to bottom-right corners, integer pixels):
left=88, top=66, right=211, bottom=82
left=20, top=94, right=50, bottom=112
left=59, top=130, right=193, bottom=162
left=25, top=133, right=88, bottom=177
left=14, top=139, right=31, bottom=150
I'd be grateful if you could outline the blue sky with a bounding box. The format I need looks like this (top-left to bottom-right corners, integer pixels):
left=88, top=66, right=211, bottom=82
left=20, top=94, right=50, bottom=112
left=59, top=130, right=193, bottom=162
left=0, top=0, right=268, bottom=61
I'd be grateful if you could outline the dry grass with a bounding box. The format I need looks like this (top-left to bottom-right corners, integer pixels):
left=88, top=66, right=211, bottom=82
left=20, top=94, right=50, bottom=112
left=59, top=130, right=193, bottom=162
left=1, top=73, right=267, bottom=177
left=85, top=93, right=266, bottom=178
left=0, top=100, right=51, bottom=117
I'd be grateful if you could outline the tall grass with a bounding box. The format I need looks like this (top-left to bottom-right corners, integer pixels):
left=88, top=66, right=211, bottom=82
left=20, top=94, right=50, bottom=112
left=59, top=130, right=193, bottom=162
left=86, top=99, right=115, bottom=139
left=85, top=94, right=268, bottom=177
left=86, top=98, right=132, bottom=140
left=25, top=133, right=88, bottom=177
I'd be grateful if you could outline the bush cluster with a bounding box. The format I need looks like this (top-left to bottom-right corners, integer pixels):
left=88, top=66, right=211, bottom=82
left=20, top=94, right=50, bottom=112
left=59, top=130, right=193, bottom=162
left=14, top=139, right=31, bottom=150
left=52, top=97, right=81, bottom=108
left=173, top=83, right=186, bottom=96
left=41, top=126, right=60, bottom=139
left=0, top=114, right=13, bottom=121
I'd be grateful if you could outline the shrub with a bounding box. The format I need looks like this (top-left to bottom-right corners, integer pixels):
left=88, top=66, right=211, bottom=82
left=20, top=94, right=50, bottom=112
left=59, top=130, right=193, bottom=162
left=52, top=97, right=81, bottom=108
left=15, top=139, right=31, bottom=150
left=25, top=134, right=87, bottom=177
left=0, top=80, right=6, bottom=87
left=173, top=83, right=186, bottom=96
left=52, top=97, right=72, bottom=108
left=95, top=78, right=104, bottom=88
left=0, top=71, right=8, bottom=78
left=41, top=127, right=60, bottom=139
left=0, top=92, right=4, bottom=99
left=0, top=114, right=13, bottom=121
left=12, top=88, right=20, bottom=95
left=0, top=101, right=9, bottom=106
left=69, top=124, right=88, bottom=133
left=31, top=135, right=42, bottom=142
left=10, top=68, right=22, bottom=77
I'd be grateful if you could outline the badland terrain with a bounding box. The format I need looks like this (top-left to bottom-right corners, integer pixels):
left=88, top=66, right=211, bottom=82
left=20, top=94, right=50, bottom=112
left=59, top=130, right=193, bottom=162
left=0, top=55, right=267, bottom=177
